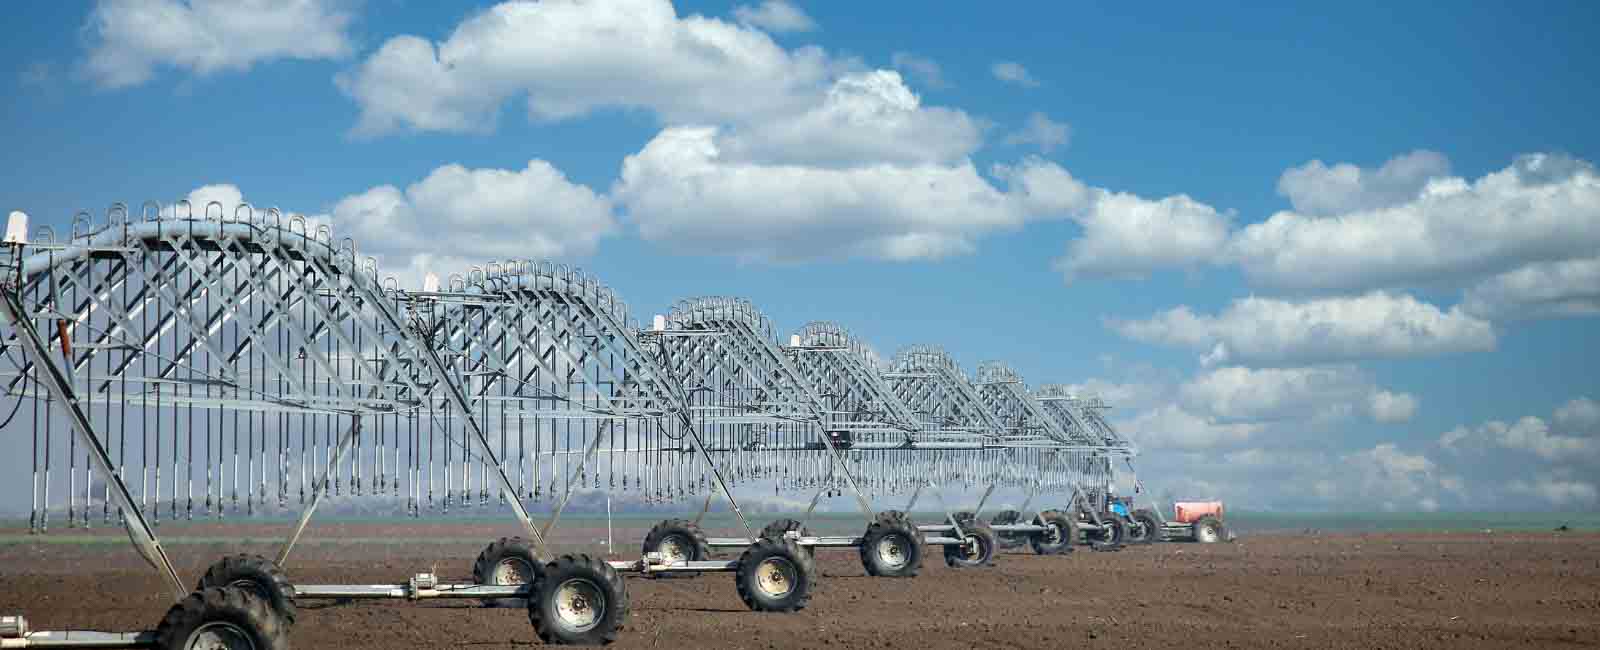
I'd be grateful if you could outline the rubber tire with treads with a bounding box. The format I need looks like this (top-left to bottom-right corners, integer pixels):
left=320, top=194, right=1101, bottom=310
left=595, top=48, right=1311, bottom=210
left=528, top=554, right=628, bottom=646
left=942, top=514, right=997, bottom=568
left=641, top=519, right=709, bottom=576
left=195, top=554, right=297, bottom=626
left=990, top=509, right=1027, bottom=549
left=759, top=518, right=814, bottom=557
left=858, top=511, right=922, bottom=577
left=472, top=537, right=546, bottom=607
left=1084, top=516, right=1126, bottom=546
left=1028, top=510, right=1075, bottom=555
left=735, top=538, right=816, bottom=612
left=1192, top=514, right=1226, bottom=544
left=154, top=586, right=288, bottom=650
left=1130, top=509, right=1162, bottom=544
left=760, top=517, right=810, bottom=540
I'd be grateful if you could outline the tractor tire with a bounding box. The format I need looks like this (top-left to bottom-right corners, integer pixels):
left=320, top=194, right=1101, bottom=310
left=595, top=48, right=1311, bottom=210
left=990, top=509, right=1027, bottom=549
left=859, top=511, right=921, bottom=577
left=1085, top=516, right=1126, bottom=546
left=641, top=519, right=710, bottom=569
left=153, top=586, right=289, bottom=650
left=195, top=554, right=297, bottom=626
left=473, top=537, right=546, bottom=607
left=1129, top=509, right=1163, bottom=544
left=760, top=518, right=809, bottom=540
left=942, top=515, right=997, bottom=568
left=760, top=518, right=814, bottom=557
left=735, top=538, right=816, bottom=612
left=1029, top=510, right=1075, bottom=556
left=528, top=554, right=628, bottom=645
left=1192, top=514, right=1226, bottom=544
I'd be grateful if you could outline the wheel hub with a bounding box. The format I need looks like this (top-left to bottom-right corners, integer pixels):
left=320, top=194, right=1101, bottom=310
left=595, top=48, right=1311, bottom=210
left=876, top=535, right=908, bottom=569
left=493, top=558, right=534, bottom=585
left=658, top=535, right=688, bottom=564
left=187, top=621, right=255, bottom=650
left=964, top=535, right=983, bottom=560
left=755, top=557, right=795, bottom=597
left=553, top=578, right=604, bottom=631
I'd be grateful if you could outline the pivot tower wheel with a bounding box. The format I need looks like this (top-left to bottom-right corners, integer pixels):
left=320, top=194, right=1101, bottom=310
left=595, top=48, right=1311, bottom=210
left=1085, top=516, right=1127, bottom=546
left=642, top=519, right=710, bottom=565
left=859, top=511, right=922, bottom=577
left=1028, top=510, right=1075, bottom=555
left=736, top=538, right=817, bottom=612
left=473, top=537, right=546, bottom=607
left=1128, top=509, right=1162, bottom=544
left=528, top=554, right=629, bottom=646
left=195, top=555, right=297, bottom=626
left=154, top=586, right=289, bottom=650
left=1192, top=514, right=1227, bottom=544
left=759, top=518, right=815, bottom=557
left=942, top=514, right=997, bottom=568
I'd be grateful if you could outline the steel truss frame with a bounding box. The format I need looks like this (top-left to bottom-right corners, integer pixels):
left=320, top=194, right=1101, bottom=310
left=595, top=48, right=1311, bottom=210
left=880, top=345, right=1089, bottom=543
left=0, top=203, right=1148, bottom=646
left=0, top=207, right=780, bottom=646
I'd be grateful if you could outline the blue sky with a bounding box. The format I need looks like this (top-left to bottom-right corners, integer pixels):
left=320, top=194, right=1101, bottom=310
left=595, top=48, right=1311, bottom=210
left=4, top=0, right=1599, bottom=511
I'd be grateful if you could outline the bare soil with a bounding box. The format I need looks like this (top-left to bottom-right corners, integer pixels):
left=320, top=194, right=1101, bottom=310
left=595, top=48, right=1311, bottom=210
left=1, top=522, right=1597, bottom=649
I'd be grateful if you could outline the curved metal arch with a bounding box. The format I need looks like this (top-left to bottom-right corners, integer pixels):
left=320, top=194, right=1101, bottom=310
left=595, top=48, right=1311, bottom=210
left=429, top=261, right=756, bottom=537
left=794, top=321, right=881, bottom=369
left=889, top=343, right=969, bottom=378
left=468, top=260, right=639, bottom=332
left=787, top=321, right=918, bottom=436
left=9, top=217, right=440, bottom=415
left=657, top=296, right=875, bottom=518
left=1, top=208, right=553, bottom=592
left=668, top=296, right=775, bottom=341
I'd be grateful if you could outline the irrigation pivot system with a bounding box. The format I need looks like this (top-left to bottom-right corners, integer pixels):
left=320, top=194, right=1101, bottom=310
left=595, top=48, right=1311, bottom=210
left=0, top=204, right=1206, bottom=648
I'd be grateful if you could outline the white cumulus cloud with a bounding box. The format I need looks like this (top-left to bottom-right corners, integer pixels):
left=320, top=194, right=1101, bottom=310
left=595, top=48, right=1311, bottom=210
left=83, top=0, right=356, bottom=89
left=1120, top=404, right=1261, bottom=451
left=1276, top=149, right=1451, bottom=216
left=337, top=0, right=836, bottom=135
left=613, top=126, right=1023, bottom=262
left=1508, top=478, right=1599, bottom=507
left=330, top=160, right=616, bottom=285
left=712, top=70, right=983, bottom=167
left=1178, top=365, right=1415, bottom=424
left=1231, top=153, right=1600, bottom=292
left=1110, top=291, right=1495, bottom=365
left=1461, top=256, right=1600, bottom=320
left=167, top=183, right=247, bottom=216
left=1050, top=151, right=1600, bottom=315
left=732, top=0, right=816, bottom=33
left=1440, top=411, right=1599, bottom=463
left=1555, top=398, right=1600, bottom=432
left=1052, top=192, right=1233, bottom=281
left=1368, top=390, right=1419, bottom=424
left=1343, top=443, right=1442, bottom=511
